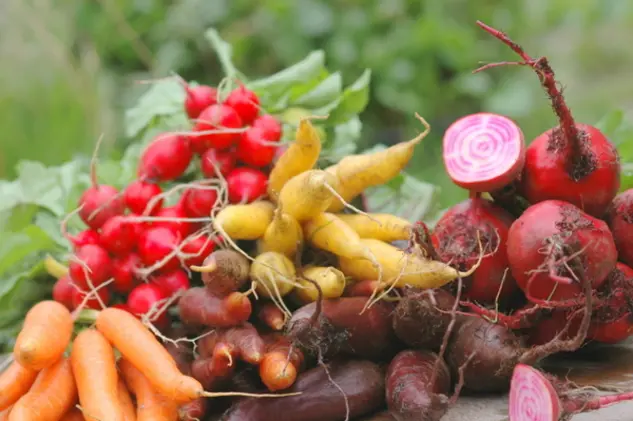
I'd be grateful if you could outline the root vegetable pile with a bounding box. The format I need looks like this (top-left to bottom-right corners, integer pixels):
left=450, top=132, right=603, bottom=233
left=3, top=20, right=633, bottom=421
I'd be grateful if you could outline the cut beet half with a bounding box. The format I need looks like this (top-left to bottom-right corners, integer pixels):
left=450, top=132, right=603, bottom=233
left=443, top=112, right=525, bottom=192
left=509, top=364, right=561, bottom=421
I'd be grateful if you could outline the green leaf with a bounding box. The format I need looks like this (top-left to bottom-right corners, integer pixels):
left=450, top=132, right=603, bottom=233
left=595, top=110, right=624, bottom=139
left=320, top=117, right=361, bottom=163
left=0, top=225, right=57, bottom=277
left=124, top=79, right=188, bottom=138
left=204, top=28, right=246, bottom=87
left=326, top=69, right=372, bottom=124
left=292, top=72, right=343, bottom=109
left=363, top=172, right=438, bottom=223
left=249, top=50, right=326, bottom=94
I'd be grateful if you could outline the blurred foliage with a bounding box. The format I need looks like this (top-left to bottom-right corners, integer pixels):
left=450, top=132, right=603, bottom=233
left=3, top=0, right=633, bottom=207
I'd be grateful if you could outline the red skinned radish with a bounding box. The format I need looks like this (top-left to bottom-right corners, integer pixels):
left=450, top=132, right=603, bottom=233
left=152, top=269, right=191, bottom=298
left=138, top=133, right=193, bottom=182
left=78, top=184, right=125, bottom=230
left=477, top=21, right=620, bottom=217
left=71, top=286, right=110, bottom=310
left=182, top=188, right=219, bottom=218
left=192, top=104, right=243, bottom=152
left=225, top=85, right=260, bottom=124
left=111, top=253, right=141, bottom=293
left=506, top=200, right=616, bottom=302
left=151, top=205, right=195, bottom=238
left=124, top=180, right=163, bottom=215
left=100, top=215, right=138, bottom=256
left=52, top=275, right=75, bottom=309
left=67, top=229, right=100, bottom=249
left=237, top=127, right=277, bottom=167
left=127, top=283, right=169, bottom=327
left=184, top=84, right=218, bottom=119
left=138, top=227, right=182, bottom=272
left=182, top=234, right=216, bottom=267
left=253, top=115, right=282, bottom=142
left=431, top=197, right=517, bottom=304
left=226, top=167, right=268, bottom=204
left=68, top=244, right=112, bottom=289
left=442, top=112, right=525, bottom=192
left=200, top=148, right=236, bottom=178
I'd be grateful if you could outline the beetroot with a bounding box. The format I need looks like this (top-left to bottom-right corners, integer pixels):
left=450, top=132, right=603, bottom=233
left=431, top=197, right=517, bottom=304
left=509, top=363, right=633, bottom=421
left=588, top=262, right=633, bottom=344
left=477, top=21, right=620, bottom=217
left=386, top=350, right=451, bottom=421
left=605, top=189, right=633, bottom=267
left=506, top=200, right=617, bottom=302
left=442, top=112, right=525, bottom=192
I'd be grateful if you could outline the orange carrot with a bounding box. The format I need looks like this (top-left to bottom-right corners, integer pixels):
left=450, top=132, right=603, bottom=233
left=13, top=301, right=73, bottom=370
left=0, top=407, right=12, bottom=421
left=119, top=358, right=178, bottom=421
left=259, top=335, right=305, bottom=391
left=0, top=360, right=38, bottom=411
left=60, top=408, right=85, bottom=421
left=117, top=379, right=137, bottom=421
left=9, top=357, right=77, bottom=421
left=71, top=329, right=124, bottom=421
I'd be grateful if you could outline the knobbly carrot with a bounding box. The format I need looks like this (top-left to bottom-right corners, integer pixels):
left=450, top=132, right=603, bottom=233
left=60, top=408, right=85, bottom=421
left=0, top=408, right=12, bottom=421
left=259, top=336, right=304, bottom=392
left=117, top=379, right=137, bottom=421
left=277, top=170, right=340, bottom=222
left=97, top=308, right=300, bottom=403
left=213, top=201, right=275, bottom=240
left=14, top=300, right=73, bottom=370
left=71, top=329, right=124, bottom=421
left=303, top=213, right=377, bottom=262
left=257, top=208, right=303, bottom=258
left=0, top=360, right=38, bottom=411
left=9, top=357, right=77, bottom=421
left=335, top=213, right=412, bottom=242
left=267, top=118, right=322, bottom=201
left=119, top=358, right=178, bottom=421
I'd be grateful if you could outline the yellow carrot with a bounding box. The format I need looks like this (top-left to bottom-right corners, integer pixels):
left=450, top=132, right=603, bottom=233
left=335, top=213, right=412, bottom=242
left=338, top=238, right=479, bottom=289
left=277, top=170, right=339, bottom=222
left=257, top=209, right=303, bottom=258
left=213, top=201, right=275, bottom=240
left=268, top=118, right=322, bottom=202
left=326, top=115, right=429, bottom=211
left=251, top=252, right=297, bottom=299
left=303, top=213, right=375, bottom=261
left=293, top=266, right=346, bottom=303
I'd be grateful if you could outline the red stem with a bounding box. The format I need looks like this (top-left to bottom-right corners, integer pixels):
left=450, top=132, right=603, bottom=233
left=476, top=21, right=582, bottom=168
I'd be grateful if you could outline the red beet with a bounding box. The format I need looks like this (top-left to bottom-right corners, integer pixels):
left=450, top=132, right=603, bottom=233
left=386, top=350, right=451, bottom=421
left=589, top=262, right=633, bottom=344
left=509, top=363, right=633, bottom=421
left=68, top=244, right=112, bottom=289
left=192, top=104, right=243, bottom=152
left=506, top=200, right=617, bottom=302
left=605, top=189, right=633, bottom=267
left=184, top=84, right=218, bottom=119
left=138, top=133, right=193, bottom=182
left=442, top=112, right=525, bottom=192
left=477, top=21, right=620, bottom=217
left=78, top=184, right=125, bottom=230
left=226, top=167, right=268, bottom=204
left=431, top=197, right=517, bottom=304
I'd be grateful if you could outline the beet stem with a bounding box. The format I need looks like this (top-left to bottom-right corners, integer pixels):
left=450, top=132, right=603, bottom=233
left=475, top=20, right=582, bottom=168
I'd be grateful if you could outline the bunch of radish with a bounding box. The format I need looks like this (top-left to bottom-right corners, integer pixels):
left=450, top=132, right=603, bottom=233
left=51, top=81, right=284, bottom=329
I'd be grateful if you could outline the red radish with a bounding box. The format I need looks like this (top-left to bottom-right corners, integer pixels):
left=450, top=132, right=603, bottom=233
left=605, top=189, right=633, bottom=267
left=225, top=85, right=260, bottom=124
left=589, top=262, right=633, bottom=344
left=506, top=200, right=617, bottom=302
left=124, top=180, right=163, bottom=215
left=78, top=184, right=125, bottom=230
left=508, top=363, right=633, bottom=421
left=67, top=229, right=101, bottom=249
left=200, top=148, right=236, bottom=178
left=182, top=234, right=216, bottom=267
left=151, top=205, right=195, bottom=238
left=68, top=244, right=112, bottom=289
left=442, top=113, right=525, bottom=192
left=192, top=104, right=243, bottom=152
left=182, top=188, right=219, bottom=218
left=253, top=115, right=282, bottom=142
left=71, top=286, right=111, bottom=310
left=183, top=84, right=218, bottom=119
left=111, top=253, right=141, bottom=294
left=99, top=215, right=138, bottom=256
left=236, top=127, right=278, bottom=168
left=477, top=21, right=620, bottom=217
left=127, top=283, right=168, bottom=327
left=137, top=133, right=193, bottom=182
left=152, top=269, right=190, bottom=298
left=138, top=227, right=182, bottom=272
left=431, top=197, right=517, bottom=304
left=226, top=167, right=268, bottom=204
left=52, top=275, right=75, bottom=309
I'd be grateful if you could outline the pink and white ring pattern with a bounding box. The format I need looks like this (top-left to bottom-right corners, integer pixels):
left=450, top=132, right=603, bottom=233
left=509, top=364, right=561, bottom=421
left=443, top=113, right=525, bottom=192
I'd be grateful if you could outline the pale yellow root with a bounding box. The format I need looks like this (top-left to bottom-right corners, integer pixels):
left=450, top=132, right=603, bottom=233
left=277, top=170, right=340, bottom=222
left=267, top=118, right=323, bottom=202
left=303, top=213, right=374, bottom=260
left=338, top=238, right=481, bottom=290
left=257, top=208, right=303, bottom=258
left=334, top=213, right=412, bottom=242
left=292, top=266, right=346, bottom=304
left=213, top=201, right=275, bottom=240
left=250, top=252, right=299, bottom=317
left=44, top=255, right=69, bottom=279
left=326, top=114, right=430, bottom=212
